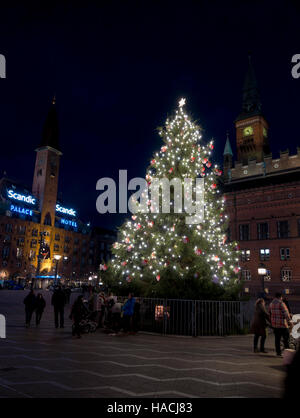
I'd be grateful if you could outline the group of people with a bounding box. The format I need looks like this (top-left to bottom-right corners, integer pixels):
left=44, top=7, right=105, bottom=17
left=250, top=292, right=294, bottom=357
left=23, top=286, right=71, bottom=328
left=23, top=286, right=140, bottom=339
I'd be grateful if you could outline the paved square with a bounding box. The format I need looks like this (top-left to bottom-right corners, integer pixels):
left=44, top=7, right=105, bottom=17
left=0, top=290, right=286, bottom=398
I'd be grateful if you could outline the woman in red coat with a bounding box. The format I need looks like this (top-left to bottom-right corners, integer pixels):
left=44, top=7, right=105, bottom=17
left=250, top=298, right=270, bottom=353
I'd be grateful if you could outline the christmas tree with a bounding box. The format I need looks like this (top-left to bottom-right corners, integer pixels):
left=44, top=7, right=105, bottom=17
left=108, top=99, right=240, bottom=298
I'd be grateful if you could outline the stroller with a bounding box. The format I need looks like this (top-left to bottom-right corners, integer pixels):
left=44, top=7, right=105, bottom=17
left=280, top=314, right=300, bottom=352
left=72, top=302, right=98, bottom=334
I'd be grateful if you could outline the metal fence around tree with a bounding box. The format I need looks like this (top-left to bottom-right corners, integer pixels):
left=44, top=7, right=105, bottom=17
left=118, top=297, right=254, bottom=337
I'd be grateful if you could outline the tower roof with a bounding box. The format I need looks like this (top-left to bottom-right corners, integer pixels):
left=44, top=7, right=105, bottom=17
left=235, top=55, right=263, bottom=122
left=38, top=96, right=60, bottom=151
left=223, top=132, right=233, bottom=156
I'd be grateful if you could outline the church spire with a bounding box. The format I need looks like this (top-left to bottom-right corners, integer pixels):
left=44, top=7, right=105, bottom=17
left=223, top=131, right=233, bottom=156
left=38, top=96, right=60, bottom=152
left=236, top=55, right=262, bottom=122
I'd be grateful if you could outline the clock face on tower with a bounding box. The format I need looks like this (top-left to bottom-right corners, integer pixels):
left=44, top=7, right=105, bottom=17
left=243, top=126, right=253, bottom=136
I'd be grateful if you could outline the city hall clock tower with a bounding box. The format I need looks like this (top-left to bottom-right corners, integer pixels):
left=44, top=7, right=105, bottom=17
left=235, top=56, right=270, bottom=164
left=32, top=97, right=62, bottom=227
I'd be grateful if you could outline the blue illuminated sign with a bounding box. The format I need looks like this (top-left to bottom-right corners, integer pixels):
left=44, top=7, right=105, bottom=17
left=10, top=204, right=33, bottom=216
left=8, top=190, right=36, bottom=205
left=56, top=204, right=76, bottom=217
left=61, top=218, right=77, bottom=227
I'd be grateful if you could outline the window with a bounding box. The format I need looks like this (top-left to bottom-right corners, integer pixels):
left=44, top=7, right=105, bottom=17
left=17, top=237, right=25, bottom=246
left=65, top=236, right=71, bottom=243
left=16, top=247, right=23, bottom=259
left=32, top=229, right=38, bottom=237
left=3, top=235, right=11, bottom=243
left=64, top=245, right=70, bottom=253
left=257, top=223, right=269, bottom=240
left=55, top=234, right=60, bottom=241
left=280, top=248, right=290, bottom=260
left=19, top=225, right=26, bottom=235
left=54, top=244, right=59, bottom=252
left=264, top=269, right=271, bottom=281
left=30, top=239, right=37, bottom=248
left=277, top=221, right=289, bottom=238
left=5, top=224, right=12, bottom=233
left=260, top=248, right=270, bottom=261
left=29, top=250, right=36, bottom=260
left=281, top=269, right=292, bottom=282
left=44, top=212, right=52, bottom=226
left=2, top=246, right=10, bottom=259
left=239, top=224, right=250, bottom=241
left=241, top=270, right=251, bottom=281
left=244, top=287, right=249, bottom=293
left=241, top=249, right=250, bottom=261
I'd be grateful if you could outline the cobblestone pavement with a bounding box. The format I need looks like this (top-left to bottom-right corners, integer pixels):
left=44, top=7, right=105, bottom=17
left=0, top=290, right=286, bottom=398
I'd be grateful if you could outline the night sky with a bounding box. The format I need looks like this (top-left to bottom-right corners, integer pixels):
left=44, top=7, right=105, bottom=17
left=1, top=1, right=300, bottom=230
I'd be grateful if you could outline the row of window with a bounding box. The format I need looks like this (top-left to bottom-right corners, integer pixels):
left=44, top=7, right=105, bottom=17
left=239, top=221, right=292, bottom=240
left=241, top=268, right=292, bottom=281
left=241, top=248, right=290, bottom=261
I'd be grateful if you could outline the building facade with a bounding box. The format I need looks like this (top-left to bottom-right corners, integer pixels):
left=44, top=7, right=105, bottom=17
left=223, top=57, right=300, bottom=300
left=0, top=99, right=115, bottom=288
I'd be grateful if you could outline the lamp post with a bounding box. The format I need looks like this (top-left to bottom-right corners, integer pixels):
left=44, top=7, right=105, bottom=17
left=258, top=263, right=267, bottom=295
left=54, top=254, right=62, bottom=286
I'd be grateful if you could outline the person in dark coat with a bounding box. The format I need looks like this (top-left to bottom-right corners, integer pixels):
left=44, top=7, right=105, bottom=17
left=70, top=295, right=86, bottom=338
left=250, top=298, right=270, bottom=353
left=51, top=286, right=66, bottom=328
left=23, top=290, right=36, bottom=328
left=64, top=287, right=71, bottom=304
left=35, top=293, right=46, bottom=326
left=132, top=298, right=141, bottom=333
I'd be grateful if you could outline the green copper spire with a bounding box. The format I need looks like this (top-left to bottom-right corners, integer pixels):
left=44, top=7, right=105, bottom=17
left=223, top=132, right=233, bottom=156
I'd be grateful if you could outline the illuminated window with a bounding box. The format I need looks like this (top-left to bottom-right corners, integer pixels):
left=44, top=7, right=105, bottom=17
left=44, top=212, right=52, bottom=226
left=281, top=269, right=292, bottom=282
left=244, top=287, right=249, bottom=293
left=241, top=249, right=250, bottom=261
left=32, top=229, right=38, bottom=237
left=260, top=248, right=270, bottom=261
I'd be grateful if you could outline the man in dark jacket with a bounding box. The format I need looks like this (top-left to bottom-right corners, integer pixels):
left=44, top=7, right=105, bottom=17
left=51, top=286, right=66, bottom=328
left=24, top=290, right=36, bottom=328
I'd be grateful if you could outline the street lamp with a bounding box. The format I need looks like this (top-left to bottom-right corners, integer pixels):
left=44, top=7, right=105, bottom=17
left=258, top=263, right=267, bottom=294
left=54, top=254, right=62, bottom=286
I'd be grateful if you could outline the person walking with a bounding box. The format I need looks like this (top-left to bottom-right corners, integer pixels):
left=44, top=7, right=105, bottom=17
left=70, top=295, right=86, bottom=338
left=250, top=298, right=270, bottom=353
left=51, top=286, right=66, bottom=328
left=269, top=292, right=292, bottom=357
left=35, top=293, right=46, bottom=326
left=23, top=289, right=36, bottom=328
left=122, top=293, right=135, bottom=334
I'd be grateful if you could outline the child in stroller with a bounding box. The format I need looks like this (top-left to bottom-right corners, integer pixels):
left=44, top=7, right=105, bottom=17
left=70, top=296, right=98, bottom=337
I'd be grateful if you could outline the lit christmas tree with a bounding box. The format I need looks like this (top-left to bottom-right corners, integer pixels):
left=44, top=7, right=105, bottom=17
left=108, top=99, right=240, bottom=297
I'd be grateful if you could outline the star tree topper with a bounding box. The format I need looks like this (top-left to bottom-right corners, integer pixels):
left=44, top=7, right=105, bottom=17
left=178, top=98, right=186, bottom=107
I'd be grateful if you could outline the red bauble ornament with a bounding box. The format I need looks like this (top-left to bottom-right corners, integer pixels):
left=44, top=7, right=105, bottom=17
left=169, top=167, right=174, bottom=173
left=211, top=183, right=217, bottom=189
left=151, top=159, right=156, bottom=165
left=203, top=158, right=208, bottom=164
left=156, top=275, right=161, bottom=281
left=142, top=259, right=148, bottom=265
left=183, top=236, right=189, bottom=244
left=121, top=261, right=127, bottom=266
left=195, top=248, right=202, bottom=255
left=206, top=161, right=212, bottom=168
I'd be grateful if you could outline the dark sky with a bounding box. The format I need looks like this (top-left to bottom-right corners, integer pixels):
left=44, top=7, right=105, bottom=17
left=1, top=0, right=300, bottom=230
